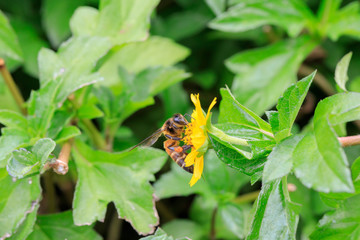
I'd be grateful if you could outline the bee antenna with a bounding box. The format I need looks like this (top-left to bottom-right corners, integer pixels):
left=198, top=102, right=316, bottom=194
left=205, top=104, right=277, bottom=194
left=184, top=113, right=195, bottom=121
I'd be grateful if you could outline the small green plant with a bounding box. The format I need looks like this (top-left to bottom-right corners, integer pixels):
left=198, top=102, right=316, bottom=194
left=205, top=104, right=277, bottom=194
left=0, top=0, right=360, bottom=239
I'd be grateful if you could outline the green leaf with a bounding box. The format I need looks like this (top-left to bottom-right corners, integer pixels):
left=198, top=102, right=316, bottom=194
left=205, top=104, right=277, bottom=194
left=42, top=0, right=87, bottom=47
left=247, top=179, right=298, bottom=240
left=293, top=92, right=360, bottom=193
left=72, top=141, right=167, bottom=235
left=46, top=109, right=74, bottom=139
left=27, top=211, right=101, bottom=240
left=226, top=36, right=317, bottom=115
left=218, top=87, right=272, bottom=134
left=0, top=128, right=30, bottom=167
left=163, top=220, right=205, bottom=240
left=0, top=109, right=27, bottom=130
left=263, top=135, right=304, bottom=183
left=7, top=148, right=37, bottom=178
left=77, top=104, right=104, bottom=119
left=7, top=138, right=56, bottom=178
left=154, top=162, right=208, bottom=199
left=275, top=71, right=315, bottom=141
left=31, top=138, right=56, bottom=167
left=189, top=195, right=252, bottom=239
left=265, top=111, right=280, bottom=134
left=155, top=150, right=248, bottom=199
left=319, top=156, right=360, bottom=205
left=29, top=36, right=112, bottom=134
left=48, top=36, right=112, bottom=104
left=71, top=0, right=160, bottom=44
left=310, top=194, right=360, bottom=240
left=10, top=18, right=49, bottom=77
left=294, top=132, right=354, bottom=193
left=208, top=132, right=267, bottom=177
left=133, top=67, right=190, bottom=101
left=219, top=202, right=251, bottom=239
left=335, top=52, right=352, bottom=91
left=0, top=169, right=41, bottom=239
left=98, top=36, right=190, bottom=87
left=152, top=6, right=212, bottom=41
left=54, top=126, right=81, bottom=143
left=7, top=204, right=39, bottom=240
left=0, top=10, right=22, bottom=66
left=140, top=228, right=176, bottom=240
left=326, top=2, right=360, bottom=40
left=209, top=0, right=313, bottom=37
left=205, top=0, right=226, bottom=15
left=70, top=7, right=99, bottom=37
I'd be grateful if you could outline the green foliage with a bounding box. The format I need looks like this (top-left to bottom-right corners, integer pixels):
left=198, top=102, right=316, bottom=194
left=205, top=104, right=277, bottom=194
left=7, top=138, right=56, bottom=178
left=293, top=93, right=360, bottom=193
left=247, top=179, right=298, bottom=240
left=0, top=10, right=22, bottom=69
left=28, top=211, right=101, bottom=240
left=335, top=52, right=352, bottom=91
left=274, top=71, right=315, bottom=141
left=72, top=141, right=167, bottom=234
left=0, top=169, right=41, bottom=239
left=0, top=0, right=360, bottom=239
left=225, top=36, right=317, bottom=115
left=310, top=194, right=360, bottom=240
left=209, top=0, right=313, bottom=37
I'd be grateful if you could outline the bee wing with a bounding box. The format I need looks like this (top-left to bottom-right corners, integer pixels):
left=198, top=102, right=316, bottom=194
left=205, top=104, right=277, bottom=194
left=129, top=128, right=163, bottom=151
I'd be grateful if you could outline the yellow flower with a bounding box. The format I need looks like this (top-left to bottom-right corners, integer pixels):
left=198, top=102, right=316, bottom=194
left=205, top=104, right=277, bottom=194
left=184, top=94, right=216, bottom=186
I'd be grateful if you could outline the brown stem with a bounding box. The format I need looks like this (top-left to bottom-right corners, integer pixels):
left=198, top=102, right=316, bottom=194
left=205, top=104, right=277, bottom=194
left=0, top=58, right=27, bottom=115
left=298, top=64, right=336, bottom=96
left=232, top=190, right=261, bottom=204
left=338, top=135, right=360, bottom=147
left=210, top=207, right=218, bottom=240
left=51, top=139, right=73, bottom=175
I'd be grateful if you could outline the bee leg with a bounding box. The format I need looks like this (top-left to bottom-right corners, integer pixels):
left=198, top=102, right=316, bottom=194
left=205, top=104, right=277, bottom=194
left=182, top=144, right=192, bottom=151
left=168, top=146, right=184, bottom=153
left=164, top=134, right=182, bottom=141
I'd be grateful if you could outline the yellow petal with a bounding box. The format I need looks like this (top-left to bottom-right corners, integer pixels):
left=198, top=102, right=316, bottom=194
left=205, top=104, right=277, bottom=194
left=193, top=94, right=205, bottom=123
left=189, top=174, right=199, bottom=187
left=185, top=150, right=197, bottom=166
left=194, top=156, right=204, bottom=179
left=189, top=156, right=204, bottom=187
left=205, top=97, right=217, bottom=122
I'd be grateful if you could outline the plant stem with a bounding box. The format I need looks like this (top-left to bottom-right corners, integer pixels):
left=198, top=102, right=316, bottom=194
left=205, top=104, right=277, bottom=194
left=81, top=119, right=107, bottom=151
left=210, top=207, right=218, bottom=240
left=53, top=139, right=73, bottom=175
left=232, top=190, right=261, bottom=204
left=298, top=64, right=335, bottom=96
left=68, top=95, right=107, bottom=151
left=0, top=58, right=27, bottom=115
left=338, top=135, right=360, bottom=147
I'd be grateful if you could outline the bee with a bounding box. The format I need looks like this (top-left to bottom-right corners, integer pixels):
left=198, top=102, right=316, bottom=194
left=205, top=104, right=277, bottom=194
left=130, top=113, right=193, bottom=173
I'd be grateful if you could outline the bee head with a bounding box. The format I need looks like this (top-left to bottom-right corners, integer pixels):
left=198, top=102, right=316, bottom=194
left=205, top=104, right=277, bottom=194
left=173, top=114, right=187, bottom=125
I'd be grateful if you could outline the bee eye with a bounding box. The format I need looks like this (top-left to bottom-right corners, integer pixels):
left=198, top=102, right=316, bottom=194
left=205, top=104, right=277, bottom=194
left=174, top=114, right=183, bottom=123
